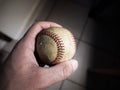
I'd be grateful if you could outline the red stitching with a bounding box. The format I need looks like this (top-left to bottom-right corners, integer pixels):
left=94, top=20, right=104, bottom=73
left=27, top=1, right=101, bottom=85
left=40, top=30, right=65, bottom=64
left=68, top=31, right=76, bottom=51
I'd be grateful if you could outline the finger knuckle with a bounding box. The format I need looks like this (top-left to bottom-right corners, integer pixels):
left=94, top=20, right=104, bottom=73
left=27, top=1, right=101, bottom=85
left=62, top=63, right=73, bottom=79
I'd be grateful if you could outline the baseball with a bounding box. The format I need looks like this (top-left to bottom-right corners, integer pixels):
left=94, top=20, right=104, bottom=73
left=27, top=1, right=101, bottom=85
left=36, top=27, right=76, bottom=65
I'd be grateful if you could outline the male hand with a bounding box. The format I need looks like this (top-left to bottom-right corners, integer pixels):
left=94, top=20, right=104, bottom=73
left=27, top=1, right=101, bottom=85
left=0, top=21, right=78, bottom=90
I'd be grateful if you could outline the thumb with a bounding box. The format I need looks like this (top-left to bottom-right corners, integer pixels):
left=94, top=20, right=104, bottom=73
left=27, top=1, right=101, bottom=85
left=37, top=59, right=78, bottom=88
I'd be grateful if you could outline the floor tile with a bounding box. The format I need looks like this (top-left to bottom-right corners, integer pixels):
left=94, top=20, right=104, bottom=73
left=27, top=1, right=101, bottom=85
left=47, top=82, right=62, bottom=90
left=69, top=42, right=93, bottom=86
left=69, top=41, right=120, bottom=86
left=81, top=18, right=98, bottom=44
left=0, top=39, right=7, bottom=50
left=82, top=18, right=120, bottom=56
left=47, top=0, right=89, bottom=39
left=36, top=0, right=56, bottom=21
left=3, top=40, right=18, bottom=53
left=0, top=40, right=17, bottom=63
left=61, top=80, right=85, bottom=90
left=0, top=49, right=9, bottom=65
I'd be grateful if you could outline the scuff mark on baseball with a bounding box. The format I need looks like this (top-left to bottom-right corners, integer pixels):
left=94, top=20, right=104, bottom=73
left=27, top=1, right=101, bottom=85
left=36, top=27, right=76, bottom=65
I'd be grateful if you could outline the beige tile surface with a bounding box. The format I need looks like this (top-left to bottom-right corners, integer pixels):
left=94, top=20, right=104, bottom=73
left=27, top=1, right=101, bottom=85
left=69, top=42, right=93, bottom=86
left=3, top=40, right=18, bottom=52
left=47, top=0, right=89, bottom=39
left=61, top=80, right=85, bottom=90
left=0, top=0, right=41, bottom=39
left=47, top=82, right=62, bottom=90
left=0, top=39, right=7, bottom=50
left=0, top=40, right=18, bottom=63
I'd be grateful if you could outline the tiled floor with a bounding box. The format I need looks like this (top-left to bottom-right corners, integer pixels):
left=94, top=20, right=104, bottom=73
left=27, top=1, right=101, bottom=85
left=82, top=18, right=120, bottom=56
left=47, top=0, right=89, bottom=39
left=61, top=80, right=85, bottom=90
left=0, top=0, right=120, bottom=90
left=0, top=40, right=18, bottom=64
left=47, top=81, right=62, bottom=90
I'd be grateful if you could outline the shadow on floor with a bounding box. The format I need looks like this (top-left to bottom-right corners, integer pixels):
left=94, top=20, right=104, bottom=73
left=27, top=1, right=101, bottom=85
left=86, top=0, right=120, bottom=89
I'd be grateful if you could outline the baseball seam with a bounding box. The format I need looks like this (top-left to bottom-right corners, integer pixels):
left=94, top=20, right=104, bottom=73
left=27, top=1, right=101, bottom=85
left=40, top=31, right=65, bottom=65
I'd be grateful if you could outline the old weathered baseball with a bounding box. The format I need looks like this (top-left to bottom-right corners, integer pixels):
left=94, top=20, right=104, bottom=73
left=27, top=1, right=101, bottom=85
left=36, top=27, right=76, bottom=65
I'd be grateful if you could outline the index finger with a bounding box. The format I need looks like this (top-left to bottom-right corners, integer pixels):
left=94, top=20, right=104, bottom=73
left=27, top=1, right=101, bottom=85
left=21, top=21, right=62, bottom=51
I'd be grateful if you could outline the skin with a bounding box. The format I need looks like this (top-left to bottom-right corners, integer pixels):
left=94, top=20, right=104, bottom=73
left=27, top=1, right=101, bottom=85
left=0, top=21, right=78, bottom=90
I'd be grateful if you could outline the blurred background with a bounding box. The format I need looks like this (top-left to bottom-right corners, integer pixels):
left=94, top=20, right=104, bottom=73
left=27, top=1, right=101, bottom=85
left=0, top=0, right=120, bottom=90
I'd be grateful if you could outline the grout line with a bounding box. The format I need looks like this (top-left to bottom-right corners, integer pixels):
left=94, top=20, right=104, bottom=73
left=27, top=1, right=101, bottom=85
left=75, top=17, right=88, bottom=48
left=67, top=79, right=86, bottom=88
left=59, top=80, right=65, bottom=90
left=45, top=0, right=59, bottom=21
left=75, top=38, right=80, bottom=50
left=78, top=17, right=89, bottom=41
left=75, top=7, right=90, bottom=49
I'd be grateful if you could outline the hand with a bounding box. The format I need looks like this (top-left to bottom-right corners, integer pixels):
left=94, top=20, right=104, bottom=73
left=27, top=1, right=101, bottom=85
left=0, top=21, right=78, bottom=90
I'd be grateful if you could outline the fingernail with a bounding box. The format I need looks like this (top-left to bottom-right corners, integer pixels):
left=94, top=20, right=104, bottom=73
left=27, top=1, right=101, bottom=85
left=71, top=60, right=78, bottom=71
left=56, top=25, right=63, bottom=27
